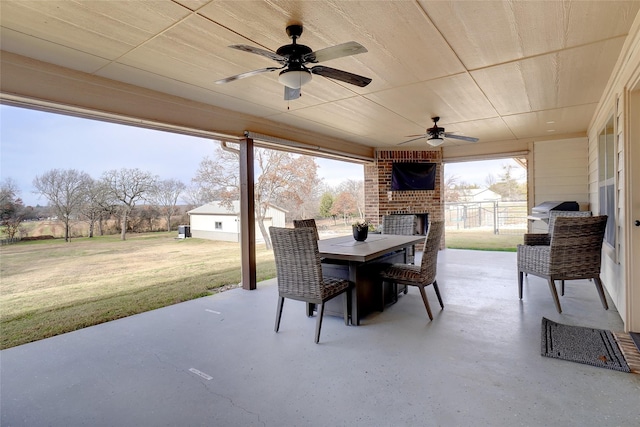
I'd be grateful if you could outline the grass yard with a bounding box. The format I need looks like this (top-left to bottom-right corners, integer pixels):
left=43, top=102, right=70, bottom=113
left=1, top=223, right=523, bottom=349
left=0, top=232, right=276, bottom=349
left=445, top=228, right=524, bottom=251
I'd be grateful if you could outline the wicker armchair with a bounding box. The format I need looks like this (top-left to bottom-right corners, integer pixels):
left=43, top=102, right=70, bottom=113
left=524, top=210, right=592, bottom=246
left=269, top=226, right=351, bottom=343
left=379, top=221, right=444, bottom=320
left=293, top=218, right=319, bottom=240
left=517, top=215, right=608, bottom=313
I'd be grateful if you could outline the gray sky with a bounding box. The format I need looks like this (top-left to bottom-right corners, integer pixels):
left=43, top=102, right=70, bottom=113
left=1, top=105, right=523, bottom=206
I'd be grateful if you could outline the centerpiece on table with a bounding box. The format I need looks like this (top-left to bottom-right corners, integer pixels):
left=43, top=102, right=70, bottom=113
left=352, top=219, right=371, bottom=242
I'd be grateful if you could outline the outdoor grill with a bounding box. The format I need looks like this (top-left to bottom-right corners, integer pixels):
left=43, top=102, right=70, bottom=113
left=528, top=201, right=580, bottom=223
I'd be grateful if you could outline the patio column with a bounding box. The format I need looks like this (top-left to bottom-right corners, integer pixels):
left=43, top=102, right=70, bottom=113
left=240, top=136, right=256, bottom=290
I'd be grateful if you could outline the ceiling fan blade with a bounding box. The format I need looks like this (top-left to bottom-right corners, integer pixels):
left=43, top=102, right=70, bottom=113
left=228, top=44, right=287, bottom=64
left=215, top=67, right=281, bottom=84
left=404, top=133, right=429, bottom=138
left=303, top=41, right=368, bottom=63
left=284, top=86, right=301, bottom=101
left=443, top=133, right=479, bottom=143
left=398, top=136, right=427, bottom=145
left=310, top=66, right=372, bottom=87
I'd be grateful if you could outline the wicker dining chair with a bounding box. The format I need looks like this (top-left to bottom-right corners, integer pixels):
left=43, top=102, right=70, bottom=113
left=293, top=218, right=319, bottom=240
left=382, top=214, right=417, bottom=235
left=382, top=214, right=418, bottom=264
left=517, top=215, right=608, bottom=313
left=524, top=210, right=592, bottom=246
left=269, top=226, right=351, bottom=343
left=379, top=221, right=444, bottom=320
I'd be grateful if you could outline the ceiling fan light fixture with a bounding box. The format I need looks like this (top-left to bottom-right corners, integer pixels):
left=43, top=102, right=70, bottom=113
left=427, top=137, right=444, bottom=147
left=278, top=69, right=312, bottom=89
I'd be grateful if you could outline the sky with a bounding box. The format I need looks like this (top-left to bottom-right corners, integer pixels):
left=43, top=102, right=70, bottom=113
left=0, top=105, right=524, bottom=206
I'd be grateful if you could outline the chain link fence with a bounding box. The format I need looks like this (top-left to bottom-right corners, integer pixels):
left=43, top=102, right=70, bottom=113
left=445, top=201, right=528, bottom=235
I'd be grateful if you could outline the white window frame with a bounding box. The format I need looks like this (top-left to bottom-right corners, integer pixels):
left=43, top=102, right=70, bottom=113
left=598, top=113, right=617, bottom=257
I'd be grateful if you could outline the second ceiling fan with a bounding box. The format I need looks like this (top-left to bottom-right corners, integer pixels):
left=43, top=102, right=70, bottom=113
left=215, top=24, right=372, bottom=100
left=400, top=117, right=480, bottom=147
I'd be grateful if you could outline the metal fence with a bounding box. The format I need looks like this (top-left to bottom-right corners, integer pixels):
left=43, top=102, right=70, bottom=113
left=444, top=201, right=528, bottom=235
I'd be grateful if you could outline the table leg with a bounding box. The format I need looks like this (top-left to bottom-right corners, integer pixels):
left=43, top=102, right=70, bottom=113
left=348, top=262, right=359, bottom=326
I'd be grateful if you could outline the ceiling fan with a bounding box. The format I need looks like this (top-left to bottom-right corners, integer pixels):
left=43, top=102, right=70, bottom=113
left=215, top=24, right=372, bottom=100
left=400, top=117, right=480, bottom=147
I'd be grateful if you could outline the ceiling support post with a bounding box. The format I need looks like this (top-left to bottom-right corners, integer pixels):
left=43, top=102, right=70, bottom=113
left=240, top=136, right=257, bottom=290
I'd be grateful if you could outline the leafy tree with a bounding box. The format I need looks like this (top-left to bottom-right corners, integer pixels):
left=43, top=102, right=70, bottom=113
left=446, top=181, right=478, bottom=203
left=487, top=164, right=526, bottom=201
left=338, top=180, right=364, bottom=219
left=330, top=191, right=357, bottom=224
left=149, top=178, right=186, bottom=231
left=275, top=155, right=321, bottom=220
left=33, top=169, right=92, bottom=242
left=319, top=192, right=335, bottom=222
left=102, top=168, right=157, bottom=240
left=0, top=178, right=28, bottom=240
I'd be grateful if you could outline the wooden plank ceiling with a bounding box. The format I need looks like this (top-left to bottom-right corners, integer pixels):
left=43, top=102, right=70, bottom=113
left=1, top=0, right=639, bottom=153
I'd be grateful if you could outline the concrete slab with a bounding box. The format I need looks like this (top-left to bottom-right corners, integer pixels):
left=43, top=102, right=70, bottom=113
left=1, top=249, right=639, bottom=426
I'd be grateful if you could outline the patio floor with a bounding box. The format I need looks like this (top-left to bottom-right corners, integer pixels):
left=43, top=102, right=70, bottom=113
left=1, top=249, right=639, bottom=426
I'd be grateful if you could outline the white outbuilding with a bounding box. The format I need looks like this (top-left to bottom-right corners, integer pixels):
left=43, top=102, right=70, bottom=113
left=187, top=201, right=287, bottom=242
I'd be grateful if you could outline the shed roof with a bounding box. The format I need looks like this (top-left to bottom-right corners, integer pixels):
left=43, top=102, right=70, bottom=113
left=188, top=201, right=287, bottom=215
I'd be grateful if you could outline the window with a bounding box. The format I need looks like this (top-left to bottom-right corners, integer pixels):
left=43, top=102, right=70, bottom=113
left=215, top=221, right=223, bottom=230
left=598, top=115, right=616, bottom=249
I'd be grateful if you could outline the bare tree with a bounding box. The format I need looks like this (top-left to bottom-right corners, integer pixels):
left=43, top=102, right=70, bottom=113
left=33, top=169, right=91, bottom=242
left=149, top=178, right=186, bottom=232
left=192, top=147, right=239, bottom=205
left=0, top=178, right=28, bottom=240
left=182, top=185, right=209, bottom=209
left=193, top=145, right=320, bottom=249
left=78, top=178, right=114, bottom=237
left=444, top=173, right=461, bottom=202
left=102, top=168, right=157, bottom=240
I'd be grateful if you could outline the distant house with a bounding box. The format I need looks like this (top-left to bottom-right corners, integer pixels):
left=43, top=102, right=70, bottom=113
left=465, top=188, right=502, bottom=202
left=187, top=201, right=287, bottom=242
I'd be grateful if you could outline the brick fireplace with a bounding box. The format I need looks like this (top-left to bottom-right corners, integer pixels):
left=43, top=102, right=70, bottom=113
left=364, top=150, right=444, bottom=232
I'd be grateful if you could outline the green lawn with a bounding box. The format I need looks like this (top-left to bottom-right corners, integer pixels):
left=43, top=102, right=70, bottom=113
left=445, top=229, right=524, bottom=251
left=0, top=232, right=276, bottom=349
left=1, top=225, right=523, bottom=349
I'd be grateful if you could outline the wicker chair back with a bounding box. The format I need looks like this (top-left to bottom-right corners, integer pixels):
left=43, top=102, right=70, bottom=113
left=548, top=215, right=607, bottom=277
left=419, top=221, right=444, bottom=283
left=293, top=218, right=319, bottom=240
left=270, top=226, right=323, bottom=300
left=382, top=215, right=417, bottom=235
left=548, top=210, right=592, bottom=237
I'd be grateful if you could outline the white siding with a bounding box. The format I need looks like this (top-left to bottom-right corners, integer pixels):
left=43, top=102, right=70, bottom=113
left=586, top=13, right=640, bottom=330
left=188, top=203, right=286, bottom=243
left=189, top=214, right=239, bottom=242
left=533, top=138, right=589, bottom=203
left=532, top=137, right=589, bottom=232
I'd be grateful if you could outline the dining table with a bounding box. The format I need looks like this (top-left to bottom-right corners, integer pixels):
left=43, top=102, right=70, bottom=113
left=317, top=233, right=425, bottom=325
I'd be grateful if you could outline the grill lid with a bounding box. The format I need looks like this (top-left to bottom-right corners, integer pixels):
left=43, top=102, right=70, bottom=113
left=529, top=201, right=580, bottom=222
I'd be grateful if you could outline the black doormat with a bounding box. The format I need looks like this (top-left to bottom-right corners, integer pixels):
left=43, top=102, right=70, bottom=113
left=541, top=317, right=630, bottom=372
left=630, top=332, right=640, bottom=352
